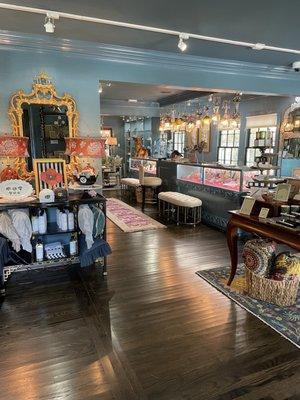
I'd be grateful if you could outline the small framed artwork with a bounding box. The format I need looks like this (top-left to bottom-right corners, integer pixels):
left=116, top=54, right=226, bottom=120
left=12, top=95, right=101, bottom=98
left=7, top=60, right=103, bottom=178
left=240, top=196, right=256, bottom=215
left=259, top=207, right=270, bottom=219
left=33, top=158, right=68, bottom=194
left=274, top=183, right=291, bottom=202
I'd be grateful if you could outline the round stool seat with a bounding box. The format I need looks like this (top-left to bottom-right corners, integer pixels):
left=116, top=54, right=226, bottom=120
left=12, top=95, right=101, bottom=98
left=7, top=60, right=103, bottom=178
left=121, top=178, right=140, bottom=187
left=141, top=177, right=162, bottom=187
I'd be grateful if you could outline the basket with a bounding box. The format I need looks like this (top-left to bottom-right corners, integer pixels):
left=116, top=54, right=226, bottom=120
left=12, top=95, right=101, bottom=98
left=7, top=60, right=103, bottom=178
left=245, top=268, right=299, bottom=307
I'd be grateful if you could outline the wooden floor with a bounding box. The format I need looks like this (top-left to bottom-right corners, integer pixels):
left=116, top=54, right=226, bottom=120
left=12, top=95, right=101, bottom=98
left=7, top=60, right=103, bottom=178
left=0, top=200, right=299, bottom=400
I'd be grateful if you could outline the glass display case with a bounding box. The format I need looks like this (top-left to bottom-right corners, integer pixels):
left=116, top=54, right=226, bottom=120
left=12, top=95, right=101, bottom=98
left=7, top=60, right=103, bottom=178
left=177, top=164, right=203, bottom=184
left=129, top=157, right=157, bottom=175
left=176, top=163, right=258, bottom=192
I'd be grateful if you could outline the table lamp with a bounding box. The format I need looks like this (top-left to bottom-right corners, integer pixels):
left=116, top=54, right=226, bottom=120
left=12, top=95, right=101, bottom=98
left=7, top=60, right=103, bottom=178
left=65, top=137, right=106, bottom=185
left=0, top=135, right=29, bottom=181
left=106, top=136, right=118, bottom=156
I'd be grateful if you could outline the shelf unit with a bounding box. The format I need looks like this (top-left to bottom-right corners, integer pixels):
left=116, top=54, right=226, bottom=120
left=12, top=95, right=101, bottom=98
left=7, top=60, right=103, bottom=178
left=1, top=194, right=107, bottom=283
left=124, top=118, right=153, bottom=174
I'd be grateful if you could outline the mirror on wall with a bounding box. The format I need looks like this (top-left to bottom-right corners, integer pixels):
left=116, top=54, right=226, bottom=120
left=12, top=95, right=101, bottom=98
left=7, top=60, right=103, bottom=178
left=22, top=104, right=69, bottom=169
left=6, top=73, right=79, bottom=178
left=281, top=106, right=300, bottom=158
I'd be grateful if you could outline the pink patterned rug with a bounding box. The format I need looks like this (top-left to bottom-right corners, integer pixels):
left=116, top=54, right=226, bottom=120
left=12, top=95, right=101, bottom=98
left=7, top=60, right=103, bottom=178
left=106, top=198, right=166, bottom=232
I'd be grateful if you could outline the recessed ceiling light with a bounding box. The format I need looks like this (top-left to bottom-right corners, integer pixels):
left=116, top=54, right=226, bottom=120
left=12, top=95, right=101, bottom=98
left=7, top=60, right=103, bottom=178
left=128, top=99, right=138, bottom=103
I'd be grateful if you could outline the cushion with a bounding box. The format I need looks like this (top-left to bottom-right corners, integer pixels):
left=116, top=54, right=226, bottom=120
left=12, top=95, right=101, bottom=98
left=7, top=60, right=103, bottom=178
left=271, top=252, right=300, bottom=280
left=158, top=192, right=202, bottom=207
left=142, top=177, right=162, bottom=187
left=121, top=178, right=140, bottom=187
left=242, top=239, right=276, bottom=276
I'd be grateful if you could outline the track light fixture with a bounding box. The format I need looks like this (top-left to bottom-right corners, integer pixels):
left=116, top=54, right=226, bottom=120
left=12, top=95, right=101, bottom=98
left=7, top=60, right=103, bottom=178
left=1, top=4, right=300, bottom=57
left=44, top=12, right=59, bottom=34
left=178, top=33, right=189, bottom=52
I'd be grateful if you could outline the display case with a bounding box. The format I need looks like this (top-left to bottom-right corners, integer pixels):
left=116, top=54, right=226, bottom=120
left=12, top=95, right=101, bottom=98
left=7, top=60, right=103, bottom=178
left=176, top=163, right=258, bottom=192
left=130, top=157, right=157, bottom=175
left=177, top=164, right=203, bottom=184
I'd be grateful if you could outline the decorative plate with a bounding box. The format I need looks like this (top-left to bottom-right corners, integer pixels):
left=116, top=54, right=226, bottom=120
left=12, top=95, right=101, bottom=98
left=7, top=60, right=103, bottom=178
left=0, top=179, right=34, bottom=200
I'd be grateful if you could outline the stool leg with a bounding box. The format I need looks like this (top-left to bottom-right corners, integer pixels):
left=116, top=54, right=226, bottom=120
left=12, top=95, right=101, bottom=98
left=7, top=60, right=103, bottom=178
left=193, top=207, right=196, bottom=227
left=177, top=206, right=180, bottom=226
left=142, top=185, right=146, bottom=211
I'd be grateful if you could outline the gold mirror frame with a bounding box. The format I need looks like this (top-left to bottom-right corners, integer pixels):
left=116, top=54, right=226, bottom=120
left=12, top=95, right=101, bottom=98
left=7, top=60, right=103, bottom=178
left=7, top=72, right=79, bottom=180
left=8, top=72, right=79, bottom=138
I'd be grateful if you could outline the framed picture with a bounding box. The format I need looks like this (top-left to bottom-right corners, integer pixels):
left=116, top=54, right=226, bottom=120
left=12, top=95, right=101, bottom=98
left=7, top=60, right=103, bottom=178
left=274, top=183, right=291, bottom=202
left=240, top=196, right=256, bottom=215
left=33, top=158, right=68, bottom=194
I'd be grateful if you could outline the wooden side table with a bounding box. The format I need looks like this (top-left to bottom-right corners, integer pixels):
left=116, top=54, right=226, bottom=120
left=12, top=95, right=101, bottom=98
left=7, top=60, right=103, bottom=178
left=226, top=211, right=300, bottom=286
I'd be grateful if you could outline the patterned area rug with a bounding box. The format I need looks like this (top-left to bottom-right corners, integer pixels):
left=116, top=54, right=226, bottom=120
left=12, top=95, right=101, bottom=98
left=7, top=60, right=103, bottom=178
left=196, top=265, right=299, bottom=348
left=106, top=198, right=166, bottom=233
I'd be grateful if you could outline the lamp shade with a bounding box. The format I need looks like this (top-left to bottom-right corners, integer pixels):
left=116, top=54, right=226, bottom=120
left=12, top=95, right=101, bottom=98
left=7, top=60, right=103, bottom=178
left=106, top=136, right=118, bottom=146
left=65, top=137, right=106, bottom=157
left=0, top=135, right=29, bottom=157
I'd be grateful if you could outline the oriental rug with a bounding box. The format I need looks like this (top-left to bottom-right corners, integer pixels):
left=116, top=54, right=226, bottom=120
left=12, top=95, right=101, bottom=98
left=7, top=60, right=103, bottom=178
left=106, top=198, right=166, bottom=233
left=196, top=265, right=299, bottom=348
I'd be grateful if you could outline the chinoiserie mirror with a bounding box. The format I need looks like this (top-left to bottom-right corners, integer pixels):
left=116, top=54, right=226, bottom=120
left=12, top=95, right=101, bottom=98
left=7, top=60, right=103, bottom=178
left=8, top=72, right=79, bottom=172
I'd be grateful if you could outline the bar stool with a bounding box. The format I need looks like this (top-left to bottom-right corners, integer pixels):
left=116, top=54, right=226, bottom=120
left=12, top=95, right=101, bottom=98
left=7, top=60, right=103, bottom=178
left=139, top=165, right=162, bottom=211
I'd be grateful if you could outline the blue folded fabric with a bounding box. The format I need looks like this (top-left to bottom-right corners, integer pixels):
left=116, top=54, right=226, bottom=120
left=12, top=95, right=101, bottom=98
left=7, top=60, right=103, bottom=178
left=79, top=235, right=112, bottom=268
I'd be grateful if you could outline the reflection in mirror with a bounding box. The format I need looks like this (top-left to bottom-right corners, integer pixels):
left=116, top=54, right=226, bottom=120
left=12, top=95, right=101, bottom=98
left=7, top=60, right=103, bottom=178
left=282, top=107, right=300, bottom=158
left=22, top=104, right=70, bottom=170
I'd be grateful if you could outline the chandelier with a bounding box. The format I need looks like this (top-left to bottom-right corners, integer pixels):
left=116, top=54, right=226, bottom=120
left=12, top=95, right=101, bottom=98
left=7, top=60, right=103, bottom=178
left=159, top=94, right=242, bottom=132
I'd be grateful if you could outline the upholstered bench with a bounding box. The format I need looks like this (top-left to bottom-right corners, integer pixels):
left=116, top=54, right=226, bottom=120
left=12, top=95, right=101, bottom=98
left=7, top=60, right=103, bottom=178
left=158, top=191, right=202, bottom=226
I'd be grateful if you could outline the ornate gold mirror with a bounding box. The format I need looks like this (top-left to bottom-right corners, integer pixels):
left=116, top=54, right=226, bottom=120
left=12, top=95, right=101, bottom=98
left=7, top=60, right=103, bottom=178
left=7, top=73, right=79, bottom=178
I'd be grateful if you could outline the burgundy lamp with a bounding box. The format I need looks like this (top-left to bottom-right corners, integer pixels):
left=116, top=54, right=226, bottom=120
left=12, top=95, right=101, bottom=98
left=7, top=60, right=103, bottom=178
left=0, top=135, right=29, bottom=181
left=65, top=137, right=106, bottom=185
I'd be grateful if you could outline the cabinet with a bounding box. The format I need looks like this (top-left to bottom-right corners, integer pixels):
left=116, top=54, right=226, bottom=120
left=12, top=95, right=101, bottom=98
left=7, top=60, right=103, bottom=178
left=177, top=164, right=258, bottom=192
left=130, top=158, right=157, bottom=175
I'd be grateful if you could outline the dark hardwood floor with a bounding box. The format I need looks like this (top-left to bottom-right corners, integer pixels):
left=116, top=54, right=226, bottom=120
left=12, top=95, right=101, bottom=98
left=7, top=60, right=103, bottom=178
left=0, top=198, right=299, bottom=400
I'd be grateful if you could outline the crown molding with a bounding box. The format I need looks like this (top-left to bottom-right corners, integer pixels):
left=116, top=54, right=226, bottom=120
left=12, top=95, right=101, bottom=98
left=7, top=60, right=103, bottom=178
left=0, top=29, right=298, bottom=84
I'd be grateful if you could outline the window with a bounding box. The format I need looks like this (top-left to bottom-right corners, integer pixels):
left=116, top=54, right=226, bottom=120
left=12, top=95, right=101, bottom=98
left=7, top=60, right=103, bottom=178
left=173, top=131, right=186, bottom=154
left=245, top=126, right=277, bottom=167
left=217, top=129, right=240, bottom=165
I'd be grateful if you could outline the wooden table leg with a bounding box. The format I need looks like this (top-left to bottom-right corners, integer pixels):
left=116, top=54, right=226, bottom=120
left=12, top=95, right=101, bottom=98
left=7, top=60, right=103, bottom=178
left=227, top=219, right=239, bottom=286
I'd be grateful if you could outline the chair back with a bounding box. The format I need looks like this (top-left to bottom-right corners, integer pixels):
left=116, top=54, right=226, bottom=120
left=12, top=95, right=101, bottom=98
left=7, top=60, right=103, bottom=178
left=139, top=165, right=145, bottom=184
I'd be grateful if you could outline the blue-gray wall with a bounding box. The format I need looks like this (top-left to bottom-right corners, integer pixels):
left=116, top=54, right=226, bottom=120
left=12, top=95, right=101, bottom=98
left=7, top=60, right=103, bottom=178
left=0, top=30, right=300, bottom=138
left=0, top=31, right=300, bottom=170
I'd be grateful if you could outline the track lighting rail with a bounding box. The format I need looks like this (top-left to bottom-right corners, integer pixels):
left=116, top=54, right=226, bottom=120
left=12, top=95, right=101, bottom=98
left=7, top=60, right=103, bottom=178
left=0, top=2, right=300, bottom=56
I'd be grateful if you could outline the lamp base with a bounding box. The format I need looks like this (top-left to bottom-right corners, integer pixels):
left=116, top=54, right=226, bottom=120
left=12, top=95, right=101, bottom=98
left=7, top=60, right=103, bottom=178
left=0, top=165, right=19, bottom=181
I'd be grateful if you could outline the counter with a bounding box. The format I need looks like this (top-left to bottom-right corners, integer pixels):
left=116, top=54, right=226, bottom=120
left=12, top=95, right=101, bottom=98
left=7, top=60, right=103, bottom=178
left=130, top=157, right=158, bottom=177
left=158, top=160, right=258, bottom=230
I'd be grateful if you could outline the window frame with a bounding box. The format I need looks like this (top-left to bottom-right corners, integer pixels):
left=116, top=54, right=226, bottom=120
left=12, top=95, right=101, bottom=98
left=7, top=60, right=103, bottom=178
left=217, top=128, right=240, bottom=166
left=245, top=126, right=277, bottom=167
